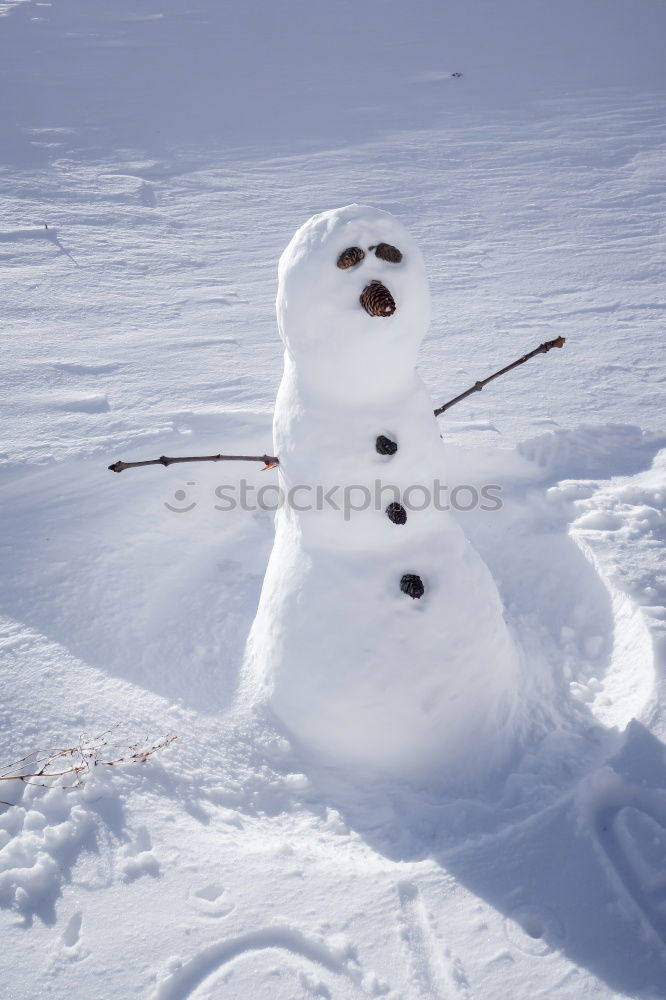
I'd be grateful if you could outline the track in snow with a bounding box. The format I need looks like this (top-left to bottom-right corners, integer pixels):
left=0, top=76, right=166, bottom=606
left=398, top=881, right=472, bottom=999
left=151, top=925, right=380, bottom=1000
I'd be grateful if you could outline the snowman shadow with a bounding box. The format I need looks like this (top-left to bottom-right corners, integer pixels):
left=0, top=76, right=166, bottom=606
left=280, top=464, right=664, bottom=997
left=302, top=465, right=653, bottom=826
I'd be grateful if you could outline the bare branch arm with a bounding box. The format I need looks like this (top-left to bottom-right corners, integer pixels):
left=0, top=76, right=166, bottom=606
left=108, top=453, right=279, bottom=474
left=433, top=336, right=566, bottom=417
left=107, top=338, right=565, bottom=472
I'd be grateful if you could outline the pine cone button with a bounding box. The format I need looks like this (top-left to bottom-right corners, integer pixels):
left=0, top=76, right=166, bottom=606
left=360, top=280, right=396, bottom=317
left=400, top=574, right=424, bottom=599
left=376, top=435, right=398, bottom=455
left=386, top=502, right=407, bottom=525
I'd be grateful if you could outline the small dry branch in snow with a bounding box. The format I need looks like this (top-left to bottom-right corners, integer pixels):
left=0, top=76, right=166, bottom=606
left=0, top=726, right=178, bottom=792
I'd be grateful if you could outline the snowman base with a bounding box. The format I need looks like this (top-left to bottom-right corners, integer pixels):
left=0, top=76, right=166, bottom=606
left=241, top=524, right=522, bottom=784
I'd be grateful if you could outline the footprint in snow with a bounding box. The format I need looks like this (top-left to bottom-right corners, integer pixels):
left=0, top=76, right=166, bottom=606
left=49, top=910, right=89, bottom=971
left=189, top=882, right=235, bottom=918
left=61, top=910, right=83, bottom=948
left=120, top=826, right=160, bottom=882
left=503, top=903, right=565, bottom=956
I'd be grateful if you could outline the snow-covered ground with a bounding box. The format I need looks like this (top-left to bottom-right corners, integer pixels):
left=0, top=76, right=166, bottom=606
left=1, top=1, right=665, bottom=997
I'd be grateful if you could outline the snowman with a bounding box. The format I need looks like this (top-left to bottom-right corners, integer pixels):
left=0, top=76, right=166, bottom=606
left=239, top=204, right=523, bottom=781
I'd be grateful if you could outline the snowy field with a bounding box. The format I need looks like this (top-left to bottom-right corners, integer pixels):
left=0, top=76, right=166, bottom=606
left=1, top=1, right=666, bottom=997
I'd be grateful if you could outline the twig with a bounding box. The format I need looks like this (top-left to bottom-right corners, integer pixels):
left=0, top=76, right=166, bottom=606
left=108, top=337, right=565, bottom=474
left=433, top=336, right=566, bottom=417
left=109, top=453, right=279, bottom=474
left=0, top=730, right=179, bottom=791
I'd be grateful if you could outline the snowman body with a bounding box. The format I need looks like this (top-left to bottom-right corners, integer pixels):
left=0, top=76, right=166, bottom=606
left=242, top=205, right=521, bottom=779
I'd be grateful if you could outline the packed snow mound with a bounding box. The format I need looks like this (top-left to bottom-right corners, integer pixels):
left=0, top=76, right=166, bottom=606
left=242, top=205, right=523, bottom=782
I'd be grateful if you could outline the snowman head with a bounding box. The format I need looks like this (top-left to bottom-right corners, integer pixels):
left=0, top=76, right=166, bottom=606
left=276, top=205, right=431, bottom=397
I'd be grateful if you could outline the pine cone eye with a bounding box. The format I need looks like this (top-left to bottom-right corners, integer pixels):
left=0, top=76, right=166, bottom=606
left=360, top=280, right=396, bottom=317
left=372, top=242, right=402, bottom=264
left=337, top=246, right=365, bottom=269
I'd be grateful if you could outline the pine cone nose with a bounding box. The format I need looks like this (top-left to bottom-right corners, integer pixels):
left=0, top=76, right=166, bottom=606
left=360, top=280, right=396, bottom=317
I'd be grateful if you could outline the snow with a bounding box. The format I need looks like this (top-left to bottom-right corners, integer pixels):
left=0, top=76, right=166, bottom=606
left=1, top=0, right=666, bottom=997
left=242, top=204, right=522, bottom=779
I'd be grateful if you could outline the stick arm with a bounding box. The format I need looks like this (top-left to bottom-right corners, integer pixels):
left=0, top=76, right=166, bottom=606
left=433, top=336, right=566, bottom=417
left=108, top=338, right=565, bottom=472
left=108, top=453, right=279, bottom=474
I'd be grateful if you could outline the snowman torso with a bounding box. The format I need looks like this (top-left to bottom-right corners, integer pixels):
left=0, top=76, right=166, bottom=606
left=241, top=205, right=521, bottom=780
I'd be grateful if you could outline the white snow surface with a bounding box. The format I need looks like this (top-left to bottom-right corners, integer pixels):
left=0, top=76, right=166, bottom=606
left=1, top=1, right=666, bottom=998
